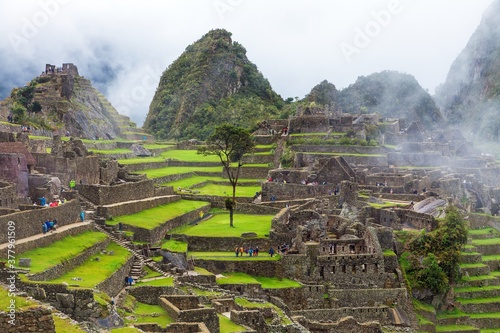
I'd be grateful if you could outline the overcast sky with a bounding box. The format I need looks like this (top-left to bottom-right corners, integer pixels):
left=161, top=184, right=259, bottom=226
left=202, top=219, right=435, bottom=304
left=0, top=0, right=494, bottom=125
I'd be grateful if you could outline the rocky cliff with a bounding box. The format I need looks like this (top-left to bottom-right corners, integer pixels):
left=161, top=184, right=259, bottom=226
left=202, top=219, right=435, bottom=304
left=0, top=63, right=134, bottom=140
left=144, top=29, right=284, bottom=140
left=435, top=0, right=500, bottom=141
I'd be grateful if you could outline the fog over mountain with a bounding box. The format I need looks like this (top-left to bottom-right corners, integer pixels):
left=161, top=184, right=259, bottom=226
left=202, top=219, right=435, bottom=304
left=0, top=0, right=493, bottom=125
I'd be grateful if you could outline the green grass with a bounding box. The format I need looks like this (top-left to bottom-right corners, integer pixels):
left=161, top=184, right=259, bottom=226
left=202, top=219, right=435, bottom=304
left=469, top=228, right=499, bottom=235
left=455, top=285, right=500, bottom=293
left=194, top=266, right=214, bottom=275
left=7, top=231, right=108, bottom=273
left=110, top=328, right=144, bottom=333
left=142, top=144, right=174, bottom=149
left=94, top=290, right=112, bottom=307
left=459, top=263, right=488, bottom=268
left=53, top=316, right=87, bottom=333
left=436, top=308, right=467, bottom=319
left=368, top=202, right=407, bottom=209
left=181, top=286, right=223, bottom=297
left=482, top=254, right=500, bottom=261
left=142, top=266, right=163, bottom=279
left=192, top=183, right=262, bottom=197
left=160, top=149, right=223, bottom=162
left=383, top=249, right=397, bottom=257
left=167, top=175, right=259, bottom=189
left=457, top=296, right=500, bottom=304
left=416, top=313, right=434, bottom=326
left=134, top=277, right=174, bottom=287
left=470, top=312, right=500, bottom=319
left=108, top=200, right=209, bottom=229
left=472, top=238, right=500, bottom=245
left=234, top=297, right=292, bottom=325
left=436, top=325, right=480, bottom=332
left=46, top=242, right=132, bottom=287
left=219, top=314, right=247, bottom=333
left=0, top=286, right=37, bottom=310
left=138, top=166, right=222, bottom=177
left=413, top=299, right=436, bottom=313
left=215, top=272, right=300, bottom=289
left=189, top=252, right=280, bottom=261
left=162, top=239, right=188, bottom=252
left=175, top=213, right=273, bottom=238
left=123, top=301, right=174, bottom=327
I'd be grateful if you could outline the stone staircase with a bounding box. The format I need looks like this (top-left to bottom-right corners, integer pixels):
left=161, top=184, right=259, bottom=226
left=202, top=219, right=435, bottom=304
left=93, top=223, right=171, bottom=282
left=436, top=227, right=500, bottom=332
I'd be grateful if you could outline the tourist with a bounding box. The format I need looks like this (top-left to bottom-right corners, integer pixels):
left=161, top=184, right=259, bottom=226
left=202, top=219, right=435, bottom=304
left=49, top=200, right=58, bottom=207
left=255, top=246, right=259, bottom=256
left=235, top=246, right=239, bottom=257
left=269, top=247, right=275, bottom=257
left=80, top=210, right=85, bottom=222
left=249, top=247, right=253, bottom=257
left=42, top=222, right=48, bottom=234
left=239, top=246, right=244, bottom=257
left=69, top=179, right=76, bottom=190
left=52, top=218, right=58, bottom=231
left=39, top=196, right=46, bottom=206
left=124, top=276, right=129, bottom=287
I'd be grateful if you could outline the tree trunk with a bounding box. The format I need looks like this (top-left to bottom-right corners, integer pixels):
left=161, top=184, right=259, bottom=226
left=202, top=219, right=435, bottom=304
left=229, top=207, right=234, bottom=227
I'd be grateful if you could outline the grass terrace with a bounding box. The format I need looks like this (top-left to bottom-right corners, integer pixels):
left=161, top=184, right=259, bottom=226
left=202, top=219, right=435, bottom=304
left=7, top=231, right=108, bottom=273
left=141, top=166, right=223, bottom=178
left=217, top=272, right=301, bottom=289
left=134, top=277, right=174, bottom=287
left=167, top=176, right=259, bottom=189
left=0, top=286, right=38, bottom=311
left=42, top=242, right=132, bottom=287
left=122, top=301, right=174, bottom=327
left=172, top=212, right=273, bottom=238
left=108, top=200, right=209, bottom=229
left=53, top=316, right=87, bottom=333
left=190, top=183, right=262, bottom=197
left=141, top=143, right=175, bottom=150
left=472, top=238, right=500, bottom=246
left=162, top=239, right=188, bottom=252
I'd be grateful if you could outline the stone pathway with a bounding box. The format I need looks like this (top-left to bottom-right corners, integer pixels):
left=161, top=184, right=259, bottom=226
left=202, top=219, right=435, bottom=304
left=0, top=221, right=93, bottom=251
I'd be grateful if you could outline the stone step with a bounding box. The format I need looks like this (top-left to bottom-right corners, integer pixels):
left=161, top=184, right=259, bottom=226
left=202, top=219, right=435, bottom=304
left=458, top=297, right=500, bottom=313
left=455, top=286, right=500, bottom=299
left=460, top=264, right=491, bottom=277
left=457, top=275, right=500, bottom=288
left=460, top=252, right=483, bottom=264
left=471, top=239, right=500, bottom=256
left=466, top=315, right=500, bottom=329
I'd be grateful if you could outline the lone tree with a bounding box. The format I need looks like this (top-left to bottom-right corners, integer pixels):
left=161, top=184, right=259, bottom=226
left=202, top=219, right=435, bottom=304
left=199, top=124, right=255, bottom=227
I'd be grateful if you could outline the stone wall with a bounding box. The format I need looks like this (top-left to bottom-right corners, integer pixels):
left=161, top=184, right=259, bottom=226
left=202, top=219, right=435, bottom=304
left=160, top=296, right=219, bottom=333
left=192, top=260, right=283, bottom=278
left=0, top=306, right=55, bottom=333
left=20, top=281, right=100, bottom=320
left=223, top=167, right=270, bottom=180
left=0, top=199, right=81, bottom=244
left=292, top=306, right=391, bottom=325
left=231, top=309, right=268, bottom=332
left=96, top=252, right=134, bottom=297
left=78, top=179, right=155, bottom=205
left=97, top=195, right=181, bottom=219
left=387, top=152, right=449, bottom=167
left=129, top=285, right=176, bottom=305
left=296, top=153, right=388, bottom=168
left=125, top=204, right=210, bottom=243
left=0, top=154, right=29, bottom=197
left=261, top=183, right=334, bottom=201
left=0, top=182, right=17, bottom=208
left=33, top=153, right=100, bottom=186
left=28, top=238, right=110, bottom=281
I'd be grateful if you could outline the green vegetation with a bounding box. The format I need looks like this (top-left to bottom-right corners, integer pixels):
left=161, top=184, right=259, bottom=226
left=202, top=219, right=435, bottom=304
left=435, top=325, right=480, bottom=332
left=162, top=239, right=188, bottom=252
left=0, top=286, right=37, bottom=310
left=234, top=297, right=292, bottom=325
left=400, top=206, right=467, bottom=293
left=219, top=314, right=247, bottom=333
left=383, top=249, right=397, bottom=257
left=174, top=212, right=273, bottom=237
left=191, top=183, right=262, bottom=197
left=138, top=166, right=222, bottom=176
left=108, top=200, right=209, bottom=229
left=46, top=242, right=132, bottom=287
left=110, top=328, right=144, bottom=333
left=216, top=272, right=300, bottom=289
left=88, top=148, right=133, bottom=155
left=142, top=266, right=164, bottom=279
left=167, top=176, right=258, bottom=189
left=122, top=301, right=174, bottom=327
left=7, top=231, right=107, bottom=273
left=134, top=277, right=174, bottom=287
left=144, top=29, right=284, bottom=140
left=199, top=124, right=256, bottom=227
left=53, top=316, right=87, bottom=333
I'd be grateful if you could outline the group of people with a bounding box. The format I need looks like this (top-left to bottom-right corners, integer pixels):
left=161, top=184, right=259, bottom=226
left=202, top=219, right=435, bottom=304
left=42, top=218, right=58, bottom=234
left=234, top=245, right=260, bottom=257
left=37, top=196, right=66, bottom=207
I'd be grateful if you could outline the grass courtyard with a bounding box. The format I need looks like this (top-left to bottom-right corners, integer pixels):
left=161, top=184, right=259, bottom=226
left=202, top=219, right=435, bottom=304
left=171, top=212, right=273, bottom=238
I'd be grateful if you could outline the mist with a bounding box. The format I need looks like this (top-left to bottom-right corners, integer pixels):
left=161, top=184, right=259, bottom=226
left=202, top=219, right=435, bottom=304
left=0, top=0, right=493, bottom=126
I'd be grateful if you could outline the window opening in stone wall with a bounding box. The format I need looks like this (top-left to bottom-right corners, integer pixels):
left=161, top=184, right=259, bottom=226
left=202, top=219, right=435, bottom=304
left=332, top=266, right=335, bottom=274
left=352, top=265, right=356, bottom=274
left=374, top=263, right=378, bottom=273
left=342, top=265, right=346, bottom=273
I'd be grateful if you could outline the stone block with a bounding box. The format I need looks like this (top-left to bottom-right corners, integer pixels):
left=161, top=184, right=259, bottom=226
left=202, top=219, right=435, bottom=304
left=56, top=293, right=75, bottom=309
left=18, top=258, right=31, bottom=267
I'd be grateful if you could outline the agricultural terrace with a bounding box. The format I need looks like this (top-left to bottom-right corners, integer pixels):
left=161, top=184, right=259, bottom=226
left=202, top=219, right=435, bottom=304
left=107, top=200, right=209, bottom=229
left=171, top=212, right=273, bottom=238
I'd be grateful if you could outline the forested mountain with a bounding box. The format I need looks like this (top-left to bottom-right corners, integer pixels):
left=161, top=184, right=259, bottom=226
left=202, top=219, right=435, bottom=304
left=144, top=29, right=284, bottom=140
left=337, top=71, right=444, bottom=127
left=434, top=0, right=500, bottom=141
